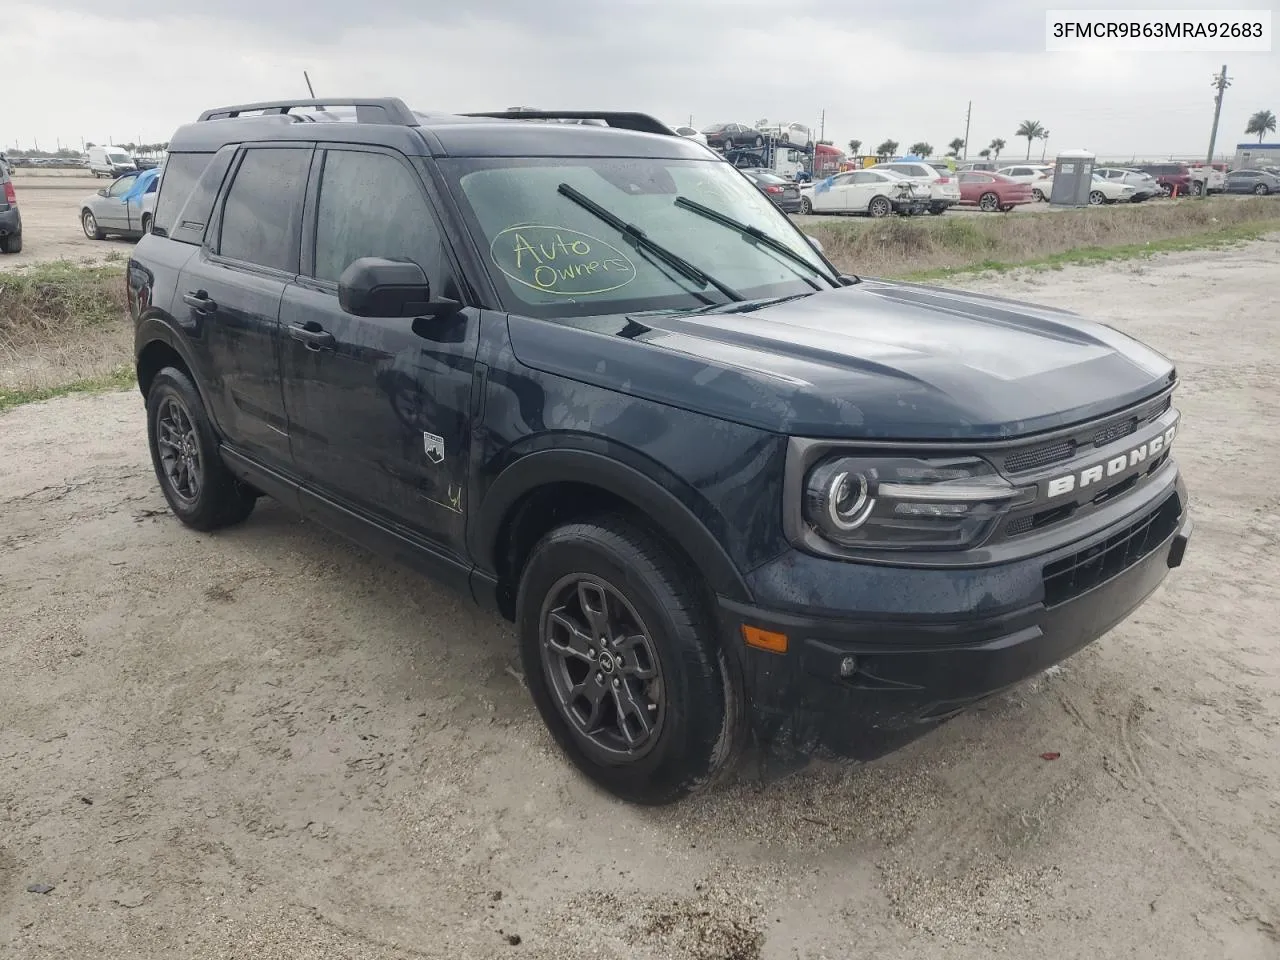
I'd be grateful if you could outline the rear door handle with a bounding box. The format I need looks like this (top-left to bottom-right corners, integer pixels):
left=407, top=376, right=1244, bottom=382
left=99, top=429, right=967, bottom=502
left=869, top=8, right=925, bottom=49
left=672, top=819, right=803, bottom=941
left=183, top=290, right=216, bottom=313
left=289, top=322, right=335, bottom=351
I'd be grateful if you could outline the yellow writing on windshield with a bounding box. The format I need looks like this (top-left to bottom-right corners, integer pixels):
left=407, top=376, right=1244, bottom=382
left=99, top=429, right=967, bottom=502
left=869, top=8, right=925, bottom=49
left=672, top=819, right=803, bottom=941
left=491, top=225, right=637, bottom=297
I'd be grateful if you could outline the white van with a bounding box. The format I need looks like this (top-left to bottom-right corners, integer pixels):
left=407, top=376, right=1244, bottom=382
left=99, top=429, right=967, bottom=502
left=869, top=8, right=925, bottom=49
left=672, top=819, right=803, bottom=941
left=88, top=145, right=137, bottom=179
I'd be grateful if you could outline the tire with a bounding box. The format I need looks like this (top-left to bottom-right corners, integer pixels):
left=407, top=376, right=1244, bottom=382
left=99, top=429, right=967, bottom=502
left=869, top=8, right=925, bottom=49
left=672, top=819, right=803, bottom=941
left=868, top=195, right=891, bottom=218
left=780, top=132, right=790, bottom=144
left=1191, top=181, right=1204, bottom=196
left=145, top=367, right=257, bottom=532
left=1032, top=188, right=1047, bottom=202
left=516, top=516, right=740, bottom=805
left=799, top=196, right=813, bottom=215
left=141, top=213, right=152, bottom=235
left=1088, top=190, right=1105, bottom=205
left=82, top=210, right=105, bottom=240
left=1255, top=183, right=1269, bottom=195
left=927, top=204, right=946, bottom=215
left=999, top=204, right=1014, bottom=213
left=722, top=138, right=733, bottom=152
left=978, top=191, right=1000, bottom=212
left=0, top=231, right=20, bottom=254
left=1159, top=184, right=1172, bottom=197
left=753, top=135, right=763, bottom=148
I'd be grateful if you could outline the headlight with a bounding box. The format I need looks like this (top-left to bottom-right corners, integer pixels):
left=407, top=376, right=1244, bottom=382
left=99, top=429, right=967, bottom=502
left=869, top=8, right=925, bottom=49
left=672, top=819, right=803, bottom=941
left=803, top=456, right=1033, bottom=551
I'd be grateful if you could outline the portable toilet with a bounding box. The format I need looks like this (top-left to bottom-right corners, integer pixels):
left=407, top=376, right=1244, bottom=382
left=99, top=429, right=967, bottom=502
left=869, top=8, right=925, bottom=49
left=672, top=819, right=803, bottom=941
left=1049, top=149, right=1096, bottom=205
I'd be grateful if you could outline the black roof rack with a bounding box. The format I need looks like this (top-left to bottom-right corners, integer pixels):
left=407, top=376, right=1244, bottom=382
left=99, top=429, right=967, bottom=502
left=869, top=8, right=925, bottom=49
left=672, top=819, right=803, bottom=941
left=198, top=98, right=419, bottom=125
left=459, top=109, right=674, bottom=136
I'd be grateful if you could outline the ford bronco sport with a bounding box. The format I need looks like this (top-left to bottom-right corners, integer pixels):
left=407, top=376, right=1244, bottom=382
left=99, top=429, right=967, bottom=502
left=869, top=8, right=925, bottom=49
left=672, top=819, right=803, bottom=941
left=128, top=99, right=1192, bottom=805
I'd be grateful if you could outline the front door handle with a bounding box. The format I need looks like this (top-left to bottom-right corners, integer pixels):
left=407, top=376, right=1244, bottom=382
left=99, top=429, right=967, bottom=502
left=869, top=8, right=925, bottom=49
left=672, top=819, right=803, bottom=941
left=183, top=290, right=216, bottom=313
left=289, top=322, right=335, bottom=351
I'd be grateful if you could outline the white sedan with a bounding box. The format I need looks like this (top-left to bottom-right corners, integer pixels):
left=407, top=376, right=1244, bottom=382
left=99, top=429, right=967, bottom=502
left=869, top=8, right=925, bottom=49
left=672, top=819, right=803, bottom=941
left=1032, top=173, right=1137, bottom=204
left=671, top=124, right=709, bottom=146
left=798, top=168, right=929, bottom=217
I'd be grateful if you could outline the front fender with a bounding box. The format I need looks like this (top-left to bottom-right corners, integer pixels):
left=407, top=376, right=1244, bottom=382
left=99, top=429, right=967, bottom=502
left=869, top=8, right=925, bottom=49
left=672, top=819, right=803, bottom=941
left=470, top=445, right=754, bottom=604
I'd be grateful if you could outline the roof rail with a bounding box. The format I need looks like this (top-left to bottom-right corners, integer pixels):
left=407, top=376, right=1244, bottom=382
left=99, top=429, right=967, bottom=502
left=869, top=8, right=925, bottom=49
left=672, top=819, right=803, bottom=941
left=197, top=98, right=419, bottom=126
left=460, top=109, right=675, bottom=137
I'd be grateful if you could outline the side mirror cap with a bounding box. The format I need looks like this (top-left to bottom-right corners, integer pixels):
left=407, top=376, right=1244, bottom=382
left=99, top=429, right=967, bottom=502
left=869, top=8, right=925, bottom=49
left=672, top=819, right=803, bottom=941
left=805, top=233, right=824, bottom=254
left=98, top=188, right=108, bottom=197
left=338, top=257, right=432, bottom=317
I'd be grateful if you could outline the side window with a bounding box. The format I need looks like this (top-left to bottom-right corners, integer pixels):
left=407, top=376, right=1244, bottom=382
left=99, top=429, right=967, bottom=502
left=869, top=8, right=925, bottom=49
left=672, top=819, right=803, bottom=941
left=169, top=149, right=234, bottom=246
left=311, top=149, right=445, bottom=287
left=217, top=147, right=310, bottom=272
left=154, top=152, right=215, bottom=237
left=107, top=176, right=137, bottom=197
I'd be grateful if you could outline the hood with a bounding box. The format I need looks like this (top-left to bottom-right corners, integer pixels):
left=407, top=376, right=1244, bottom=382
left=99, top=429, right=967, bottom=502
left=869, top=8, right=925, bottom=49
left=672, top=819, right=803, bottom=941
left=505, top=279, right=1176, bottom=440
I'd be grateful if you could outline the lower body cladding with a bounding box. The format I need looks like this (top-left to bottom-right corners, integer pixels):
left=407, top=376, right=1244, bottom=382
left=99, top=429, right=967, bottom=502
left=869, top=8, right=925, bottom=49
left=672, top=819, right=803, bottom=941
left=718, top=478, right=1191, bottom=771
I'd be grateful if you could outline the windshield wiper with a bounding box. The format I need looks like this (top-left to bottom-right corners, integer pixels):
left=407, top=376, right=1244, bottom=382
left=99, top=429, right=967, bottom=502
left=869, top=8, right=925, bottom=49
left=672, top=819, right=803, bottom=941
left=557, top=183, right=743, bottom=303
left=673, top=196, right=839, bottom=290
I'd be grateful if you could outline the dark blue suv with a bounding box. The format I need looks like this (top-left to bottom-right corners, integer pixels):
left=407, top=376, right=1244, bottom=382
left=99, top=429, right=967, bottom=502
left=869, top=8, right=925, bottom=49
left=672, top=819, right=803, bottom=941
left=127, top=99, right=1191, bottom=805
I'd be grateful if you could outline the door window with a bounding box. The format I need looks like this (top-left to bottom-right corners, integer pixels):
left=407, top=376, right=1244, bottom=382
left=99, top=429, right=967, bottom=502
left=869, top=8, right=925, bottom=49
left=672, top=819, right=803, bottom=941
left=107, top=175, right=137, bottom=197
left=217, top=147, right=310, bottom=272
left=311, top=149, right=446, bottom=287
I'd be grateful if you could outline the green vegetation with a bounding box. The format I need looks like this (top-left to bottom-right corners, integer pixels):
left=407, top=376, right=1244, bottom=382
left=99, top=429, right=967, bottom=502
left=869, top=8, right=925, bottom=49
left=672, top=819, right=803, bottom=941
left=0, top=366, right=135, bottom=414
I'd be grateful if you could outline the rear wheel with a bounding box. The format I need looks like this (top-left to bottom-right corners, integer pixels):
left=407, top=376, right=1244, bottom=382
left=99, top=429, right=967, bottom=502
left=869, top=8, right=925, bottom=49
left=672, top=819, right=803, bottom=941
left=1255, top=183, right=1270, bottom=195
left=722, top=137, right=734, bottom=151
left=753, top=135, right=763, bottom=148
left=141, top=213, right=152, bottom=235
left=1088, top=190, right=1105, bottom=205
left=0, top=231, right=20, bottom=254
left=145, top=367, right=257, bottom=531
left=1032, top=188, right=1047, bottom=202
left=1191, top=180, right=1204, bottom=196
left=516, top=517, right=740, bottom=805
left=978, top=192, right=1000, bottom=212
left=868, top=195, right=892, bottom=218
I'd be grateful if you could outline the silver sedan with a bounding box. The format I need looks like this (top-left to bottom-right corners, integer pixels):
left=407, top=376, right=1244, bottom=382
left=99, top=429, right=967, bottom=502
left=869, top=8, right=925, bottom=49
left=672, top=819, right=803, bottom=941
left=79, top=170, right=157, bottom=240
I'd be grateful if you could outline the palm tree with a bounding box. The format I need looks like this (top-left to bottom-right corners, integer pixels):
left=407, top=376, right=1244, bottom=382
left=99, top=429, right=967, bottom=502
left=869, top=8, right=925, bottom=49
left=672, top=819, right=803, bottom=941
left=978, top=148, right=991, bottom=158
left=947, top=137, right=966, bottom=156
left=874, top=139, right=899, bottom=160
left=1016, top=121, right=1045, bottom=160
left=988, top=138, right=1006, bottom=162
left=1038, top=129, right=1051, bottom=162
left=1245, top=109, right=1276, bottom=143
left=848, top=139, right=862, bottom=155
left=909, top=141, right=933, bottom=157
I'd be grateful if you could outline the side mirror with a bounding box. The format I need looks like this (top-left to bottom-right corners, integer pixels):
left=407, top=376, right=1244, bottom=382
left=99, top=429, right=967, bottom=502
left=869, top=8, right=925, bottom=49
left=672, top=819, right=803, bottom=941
left=805, top=234, right=824, bottom=254
left=338, top=257, right=435, bottom=318
left=98, top=188, right=109, bottom=197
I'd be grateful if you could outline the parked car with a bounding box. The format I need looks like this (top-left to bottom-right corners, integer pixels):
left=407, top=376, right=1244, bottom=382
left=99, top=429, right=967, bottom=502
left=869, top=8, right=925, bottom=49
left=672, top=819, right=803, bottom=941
left=739, top=169, right=803, bottom=213
left=133, top=156, right=161, bottom=171
left=80, top=169, right=158, bottom=239
left=1084, top=174, right=1138, bottom=204
left=955, top=171, right=1033, bottom=211
left=1188, top=164, right=1225, bottom=193
left=799, top=168, right=928, bottom=216
left=128, top=98, right=1191, bottom=806
left=669, top=125, right=709, bottom=147
left=995, top=164, right=1054, bottom=185
left=957, top=161, right=999, bottom=172
left=701, top=122, right=764, bottom=151
left=1095, top=168, right=1161, bottom=201
left=871, top=160, right=962, bottom=214
left=0, top=162, right=21, bottom=253
left=1223, top=168, right=1279, bottom=194
left=88, top=145, right=138, bottom=179
left=1133, top=163, right=1197, bottom=197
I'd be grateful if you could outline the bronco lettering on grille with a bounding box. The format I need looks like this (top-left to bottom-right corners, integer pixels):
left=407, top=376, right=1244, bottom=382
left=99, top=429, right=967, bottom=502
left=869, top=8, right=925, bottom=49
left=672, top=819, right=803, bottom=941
left=1045, top=425, right=1176, bottom=499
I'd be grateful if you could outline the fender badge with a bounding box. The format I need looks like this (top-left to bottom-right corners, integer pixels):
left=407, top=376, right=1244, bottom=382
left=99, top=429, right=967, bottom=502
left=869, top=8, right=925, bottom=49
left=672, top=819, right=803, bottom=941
left=423, top=432, right=445, bottom=465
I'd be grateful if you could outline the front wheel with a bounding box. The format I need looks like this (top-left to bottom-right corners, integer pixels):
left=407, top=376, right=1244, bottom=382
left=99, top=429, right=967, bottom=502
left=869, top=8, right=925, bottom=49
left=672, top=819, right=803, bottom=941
left=516, top=517, right=741, bottom=805
left=868, top=195, right=892, bottom=218
left=1032, top=188, right=1047, bottom=202
left=141, top=214, right=152, bottom=235
left=1089, top=190, right=1105, bottom=205
left=145, top=367, right=257, bottom=531
left=978, top=192, right=1000, bottom=212
left=722, top=138, right=734, bottom=152
left=82, top=210, right=105, bottom=240
left=753, top=135, right=763, bottom=148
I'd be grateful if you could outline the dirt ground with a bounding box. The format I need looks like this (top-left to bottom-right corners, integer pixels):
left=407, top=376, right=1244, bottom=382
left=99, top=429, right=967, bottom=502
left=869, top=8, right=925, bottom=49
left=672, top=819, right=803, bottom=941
left=1, top=178, right=136, bottom=271
left=2, top=239, right=1278, bottom=960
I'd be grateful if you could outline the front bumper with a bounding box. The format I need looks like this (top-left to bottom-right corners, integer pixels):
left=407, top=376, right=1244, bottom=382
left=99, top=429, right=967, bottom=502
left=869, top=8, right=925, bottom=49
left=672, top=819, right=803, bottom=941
left=718, top=482, right=1191, bottom=765
left=0, top=205, right=20, bottom=238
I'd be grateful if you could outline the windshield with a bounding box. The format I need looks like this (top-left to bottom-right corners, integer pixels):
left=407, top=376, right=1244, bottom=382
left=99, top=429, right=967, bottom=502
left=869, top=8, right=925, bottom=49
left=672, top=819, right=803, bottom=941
left=444, top=156, right=832, bottom=319
left=108, top=152, right=130, bottom=163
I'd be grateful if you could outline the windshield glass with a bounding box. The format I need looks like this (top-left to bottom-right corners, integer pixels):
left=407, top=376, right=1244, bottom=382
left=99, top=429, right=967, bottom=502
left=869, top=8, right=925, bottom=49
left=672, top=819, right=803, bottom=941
left=444, top=156, right=832, bottom=319
left=108, top=152, right=130, bottom=163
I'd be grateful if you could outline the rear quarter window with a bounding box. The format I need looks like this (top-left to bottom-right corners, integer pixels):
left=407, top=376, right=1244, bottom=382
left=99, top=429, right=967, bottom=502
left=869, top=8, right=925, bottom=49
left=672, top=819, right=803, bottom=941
left=154, top=152, right=216, bottom=237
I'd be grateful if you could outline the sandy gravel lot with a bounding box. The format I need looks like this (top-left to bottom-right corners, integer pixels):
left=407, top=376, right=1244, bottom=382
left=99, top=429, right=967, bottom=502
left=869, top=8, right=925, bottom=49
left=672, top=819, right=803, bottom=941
left=2, top=240, right=1278, bottom=959
left=1, top=177, right=135, bottom=271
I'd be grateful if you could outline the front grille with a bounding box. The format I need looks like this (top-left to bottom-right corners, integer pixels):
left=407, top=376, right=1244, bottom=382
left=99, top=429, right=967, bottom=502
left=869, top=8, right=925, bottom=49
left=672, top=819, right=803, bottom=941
left=1005, top=437, right=1076, bottom=473
left=1041, top=494, right=1180, bottom=607
left=1093, top=417, right=1137, bottom=447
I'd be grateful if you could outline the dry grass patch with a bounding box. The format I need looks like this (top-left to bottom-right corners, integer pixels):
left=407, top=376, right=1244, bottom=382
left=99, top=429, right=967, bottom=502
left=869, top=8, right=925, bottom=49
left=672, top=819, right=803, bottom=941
left=806, top=196, right=1280, bottom=277
left=0, top=261, right=132, bottom=408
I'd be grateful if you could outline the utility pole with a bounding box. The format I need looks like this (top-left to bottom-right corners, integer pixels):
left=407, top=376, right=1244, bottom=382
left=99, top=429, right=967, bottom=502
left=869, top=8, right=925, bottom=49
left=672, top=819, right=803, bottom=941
left=819, top=109, right=825, bottom=144
left=1206, top=64, right=1230, bottom=166
left=963, top=100, right=972, bottom=159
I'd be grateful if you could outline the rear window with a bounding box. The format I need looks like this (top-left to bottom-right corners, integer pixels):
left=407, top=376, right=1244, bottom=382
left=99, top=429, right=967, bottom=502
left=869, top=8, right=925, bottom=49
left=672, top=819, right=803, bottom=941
left=154, top=152, right=216, bottom=238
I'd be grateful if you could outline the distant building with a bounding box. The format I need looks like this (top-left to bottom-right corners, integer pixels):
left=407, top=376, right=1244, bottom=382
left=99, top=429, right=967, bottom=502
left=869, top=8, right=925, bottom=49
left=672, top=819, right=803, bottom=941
left=1233, top=143, right=1280, bottom=169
